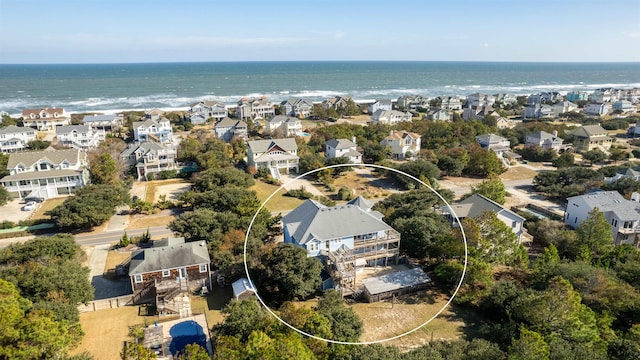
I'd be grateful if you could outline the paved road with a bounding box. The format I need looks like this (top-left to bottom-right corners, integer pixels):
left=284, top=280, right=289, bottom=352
left=75, top=225, right=174, bottom=247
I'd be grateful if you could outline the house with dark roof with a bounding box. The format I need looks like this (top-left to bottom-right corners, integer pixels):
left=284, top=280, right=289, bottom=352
left=0, top=149, right=89, bottom=199
left=443, top=194, right=526, bottom=243
left=121, top=142, right=177, bottom=181
left=565, top=191, right=640, bottom=247
left=570, top=125, right=613, bottom=151
left=282, top=197, right=400, bottom=295
left=0, top=125, right=36, bottom=153
left=281, top=98, right=314, bottom=118
left=604, top=167, right=640, bottom=184
left=128, top=237, right=211, bottom=311
left=56, top=125, right=106, bottom=150
left=213, top=117, right=247, bottom=142
left=324, top=138, right=362, bottom=164
left=246, top=138, right=299, bottom=176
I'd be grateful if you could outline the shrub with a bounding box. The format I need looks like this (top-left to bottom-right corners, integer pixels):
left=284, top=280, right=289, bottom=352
left=284, top=187, right=314, bottom=200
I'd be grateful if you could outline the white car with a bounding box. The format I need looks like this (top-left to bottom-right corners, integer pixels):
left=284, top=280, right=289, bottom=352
left=21, top=201, right=36, bottom=211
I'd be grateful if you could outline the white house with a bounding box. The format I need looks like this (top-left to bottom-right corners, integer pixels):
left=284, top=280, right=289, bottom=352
left=56, top=125, right=106, bottom=151
left=213, top=117, right=248, bottom=142
left=0, top=126, right=36, bottom=153
left=466, top=93, right=496, bottom=108
left=496, top=117, right=520, bottom=129
left=265, top=115, right=303, bottom=137
left=440, top=96, right=463, bottom=110
left=613, top=100, right=635, bottom=113
left=370, top=110, right=412, bottom=124
left=585, top=103, right=611, bottom=117
left=21, top=107, right=70, bottom=130
left=443, top=194, right=526, bottom=243
left=82, top=114, right=123, bottom=131
left=565, top=191, right=640, bottom=246
left=132, top=118, right=173, bottom=144
left=396, top=95, right=429, bottom=110
left=325, top=138, right=362, bottom=164
left=476, top=133, right=519, bottom=165
left=121, top=142, right=177, bottom=181
left=524, top=103, right=554, bottom=119
left=552, top=101, right=578, bottom=117
left=190, top=100, right=228, bottom=122
left=0, top=149, right=89, bottom=199
left=368, top=100, right=393, bottom=114
left=236, top=97, right=275, bottom=120
left=247, top=138, right=299, bottom=177
left=427, top=109, right=451, bottom=121
left=282, top=197, right=400, bottom=293
left=525, top=130, right=570, bottom=152
left=380, top=130, right=421, bottom=160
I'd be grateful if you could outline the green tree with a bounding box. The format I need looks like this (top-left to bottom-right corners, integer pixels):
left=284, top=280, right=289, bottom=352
left=255, top=244, right=322, bottom=306
left=89, top=152, right=119, bottom=185
left=575, top=208, right=614, bottom=262
left=464, top=143, right=505, bottom=177
left=508, top=327, right=550, bottom=360
left=212, top=299, right=274, bottom=342
left=175, top=343, right=209, bottom=360
left=582, top=149, right=608, bottom=166
left=470, top=175, right=506, bottom=204
left=191, top=167, right=254, bottom=191
left=316, top=290, right=363, bottom=342
left=464, top=212, right=524, bottom=266
left=394, top=159, right=440, bottom=190
left=48, top=185, right=129, bottom=229
left=0, top=186, right=9, bottom=206
left=27, top=139, right=51, bottom=150
left=121, top=342, right=157, bottom=360
left=552, top=152, right=575, bottom=168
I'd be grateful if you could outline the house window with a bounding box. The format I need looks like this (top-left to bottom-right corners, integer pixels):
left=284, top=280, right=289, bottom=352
left=326, top=241, right=330, bottom=249
left=134, top=275, right=143, bottom=283
left=199, top=264, right=208, bottom=273
left=162, top=270, right=170, bottom=277
left=511, top=221, right=517, bottom=228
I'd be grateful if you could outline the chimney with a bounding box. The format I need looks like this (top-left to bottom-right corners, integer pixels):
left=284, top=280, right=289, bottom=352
left=352, top=136, right=357, bottom=145
left=553, top=130, right=558, bottom=137
left=390, top=130, right=394, bottom=136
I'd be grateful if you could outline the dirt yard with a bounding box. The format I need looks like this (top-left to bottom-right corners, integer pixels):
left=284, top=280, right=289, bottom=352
left=147, top=179, right=191, bottom=203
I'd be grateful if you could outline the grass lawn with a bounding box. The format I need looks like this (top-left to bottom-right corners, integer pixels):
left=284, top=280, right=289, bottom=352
left=351, top=291, right=470, bottom=348
left=499, top=166, right=539, bottom=181
left=329, top=171, right=395, bottom=199
left=31, top=197, right=67, bottom=220
left=190, top=286, right=234, bottom=327
left=250, top=181, right=304, bottom=213
left=104, top=250, right=131, bottom=272
left=71, top=306, right=149, bottom=360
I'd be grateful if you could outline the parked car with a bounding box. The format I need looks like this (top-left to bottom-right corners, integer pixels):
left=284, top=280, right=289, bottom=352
left=21, top=201, right=36, bottom=211
left=24, top=196, right=45, bottom=203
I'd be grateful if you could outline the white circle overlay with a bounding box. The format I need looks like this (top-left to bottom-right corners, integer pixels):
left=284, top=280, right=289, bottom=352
left=243, top=163, right=468, bottom=345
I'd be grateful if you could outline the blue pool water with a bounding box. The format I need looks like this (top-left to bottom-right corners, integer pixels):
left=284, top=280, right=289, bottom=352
left=168, top=320, right=207, bottom=355
left=301, top=132, right=311, bottom=137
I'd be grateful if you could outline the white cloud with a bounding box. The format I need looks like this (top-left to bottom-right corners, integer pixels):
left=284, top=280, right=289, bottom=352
left=625, top=32, right=640, bottom=38
left=480, top=43, right=489, bottom=48
left=334, top=31, right=345, bottom=39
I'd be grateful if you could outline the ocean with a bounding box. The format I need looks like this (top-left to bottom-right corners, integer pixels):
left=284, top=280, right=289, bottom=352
left=1, top=61, right=639, bottom=115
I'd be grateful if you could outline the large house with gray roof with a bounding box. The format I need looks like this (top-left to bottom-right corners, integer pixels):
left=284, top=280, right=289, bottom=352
left=129, top=237, right=211, bottom=310
left=56, top=125, right=106, bottom=150
left=246, top=138, right=299, bottom=177
left=570, top=125, right=613, bottom=152
left=325, top=138, right=362, bottom=164
left=0, top=149, right=89, bottom=199
left=82, top=114, right=123, bottom=131
left=281, top=98, right=314, bottom=118
left=0, top=125, right=36, bottom=153
left=132, top=117, right=173, bottom=144
left=282, top=197, right=400, bottom=295
left=525, top=130, right=571, bottom=152
left=443, top=194, right=526, bottom=243
left=565, top=191, right=640, bottom=247
left=213, top=117, right=247, bottom=142
left=121, top=142, right=177, bottom=181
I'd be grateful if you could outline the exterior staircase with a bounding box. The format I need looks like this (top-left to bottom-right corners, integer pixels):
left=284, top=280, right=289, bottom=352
left=269, top=166, right=281, bottom=180
left=147, top=133, right=160, bottom=143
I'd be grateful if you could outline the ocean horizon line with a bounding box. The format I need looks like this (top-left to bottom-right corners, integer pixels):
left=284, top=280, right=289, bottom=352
left=1, top=60, right=640, bottom=66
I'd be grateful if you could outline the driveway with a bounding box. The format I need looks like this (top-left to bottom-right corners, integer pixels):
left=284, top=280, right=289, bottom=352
left=0, top=199, right=37, bottom=223
left=88, top=244, right=132, bottom=300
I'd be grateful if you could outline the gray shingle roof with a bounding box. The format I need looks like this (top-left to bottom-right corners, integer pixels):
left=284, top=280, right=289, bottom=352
left=232, top=278, right=256, bottom=299
left=0, top=125, right=35, bottom=135
left=568, top=191, right=640, bottom=221
left=325, top=138, right=356, bottom=150
left=120, top=142, right=168, bottom=157
left=56, top=125, right=91, bottom=135
left=448, top=193, right=525, bottom=221
left=82, top=114, right=118, bottom=123
left=282, top=199, right=394, bottom=245
left=347, top=196, right=373, bottom=210
left=247, top=138, right=298, bottom=153
left=1, top=169, right=84, bottom=181
left=7, top=149, right=82, bottom=169
left=129, top=238, right=210, bottom=275
left=215, top=117, right=247, bottom=128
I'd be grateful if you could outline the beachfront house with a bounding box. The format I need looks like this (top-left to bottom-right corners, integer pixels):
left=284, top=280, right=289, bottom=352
left=56, top=125, right=106, bottom=151
left=462, top=104, right=498, bottom=120
left=524, top=103, right=554, bottom=119
left=213, top=117, right=248, bottom=142
left=440, top=96, right=463, bottom=111
left=604, top=167, right=640, bottom=184
left=570, top=124, right=613, bottom=152
left=246, top=138, right=299, bottom=177
left=190, top=100, right=228, bottom=122
left=466, top=93, right=496, bottom=108
left=565, top=191, right=640, bottom=247
left=282, top=197, right=400, bottom=295
left=22, top=107, right=70, bottom=130
left=265, top=115, right=303, bottom=137
left=0, top=149, right=89, bottom=199
left=322, top=96, right=352, bottom=111
left=129, top=237, right=211, bottom=310
left=368, top=100, right=392, bottom=114
left=0, top=125, right=36, bottom=153
left=591, top=89, right=614, bottom=103
left=443, top=193, right=526, bottom=243
left=380, top=130, right=421, bottom=160
left=613, top=100, right=635, bottom=113
left=82, top=114, right=123, bottom=131
left=132, top=117, right=173, bottom=144
left=370, top=110, right=412, bottom=124
left=396, top=95, right=429, bottom=111
left=324, top=138, right=362, bottom=164
left=121, top=142, right=177, bottom=181
left=281, top=98, right=314, bottom=119
left=236, top=97, right=275, bottom=120
left=567, top=91, right=589, bottom=102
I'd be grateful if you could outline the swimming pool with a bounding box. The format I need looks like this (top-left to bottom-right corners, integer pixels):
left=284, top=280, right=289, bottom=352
left=301, top=132, right=310, bottom=136
left=168, top=320, right=207, bottom=355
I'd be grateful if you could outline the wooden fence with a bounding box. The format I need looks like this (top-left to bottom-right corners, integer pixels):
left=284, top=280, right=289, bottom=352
left=78, top=294, right=134, bottom=312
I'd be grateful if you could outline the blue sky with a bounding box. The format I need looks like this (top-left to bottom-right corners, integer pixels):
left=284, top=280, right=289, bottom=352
left=1, top=0, right=639, bottom=63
